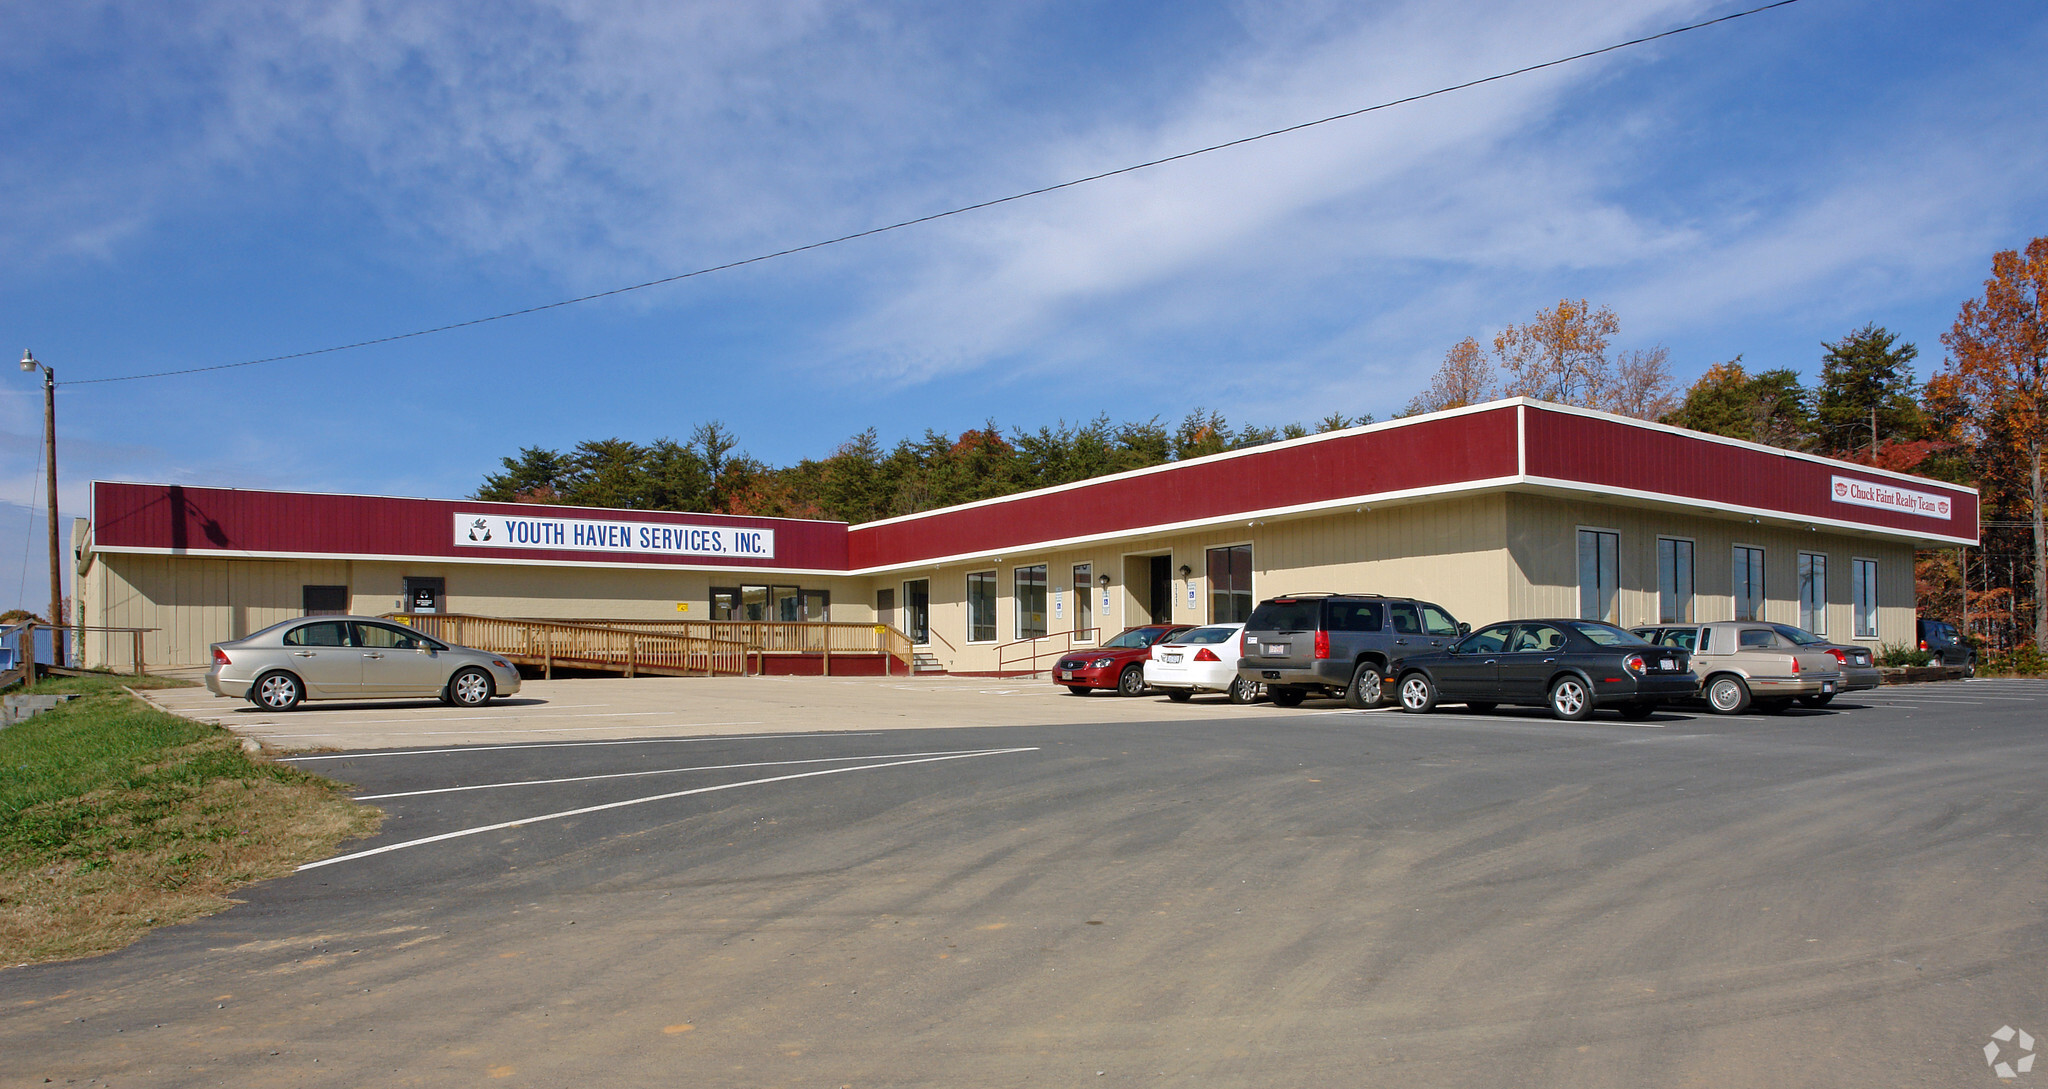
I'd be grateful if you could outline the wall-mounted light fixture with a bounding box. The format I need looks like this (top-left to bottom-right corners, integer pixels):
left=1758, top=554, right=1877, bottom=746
left=1178, top=564, right=1192, bottom=579
left=1097, top=573, right=1112, bottom=588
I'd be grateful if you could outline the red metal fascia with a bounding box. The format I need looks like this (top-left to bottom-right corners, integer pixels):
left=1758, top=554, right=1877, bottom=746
left=1519, top=408, right=1980, bottom=542
left=849, top=406, right=1521, bottom=568
left=89, top=482, right=852, bottom=570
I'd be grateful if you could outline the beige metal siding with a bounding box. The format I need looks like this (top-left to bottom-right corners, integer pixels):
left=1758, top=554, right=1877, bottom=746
left=883, top=494, right=1512, bottom=673
left=1503, top=493, right=1918, bottom=644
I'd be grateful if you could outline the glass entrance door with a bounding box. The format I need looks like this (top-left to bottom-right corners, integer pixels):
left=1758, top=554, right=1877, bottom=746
left=903, top=579, right=930, bottom=645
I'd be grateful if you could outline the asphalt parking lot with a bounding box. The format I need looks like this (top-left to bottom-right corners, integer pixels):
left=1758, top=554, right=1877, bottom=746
left=8, top=677, right=2046, bottom=1087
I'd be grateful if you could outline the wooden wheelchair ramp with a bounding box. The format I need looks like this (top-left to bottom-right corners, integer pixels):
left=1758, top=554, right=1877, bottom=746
left=385, top=614, right=754, bottom=678
left=383, top=614, right=918, bottom=679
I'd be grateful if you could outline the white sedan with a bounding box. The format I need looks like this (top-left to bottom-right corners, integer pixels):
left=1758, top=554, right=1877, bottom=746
left=1144, top=624, right=1257, bottom=703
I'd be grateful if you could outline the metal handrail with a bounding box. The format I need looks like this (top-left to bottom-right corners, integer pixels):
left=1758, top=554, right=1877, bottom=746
left=995, top=628, right=1101, bottom=673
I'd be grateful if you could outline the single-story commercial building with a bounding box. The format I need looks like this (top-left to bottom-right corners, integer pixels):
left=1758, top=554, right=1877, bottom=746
left=77, top=400, right=1979, bottom=673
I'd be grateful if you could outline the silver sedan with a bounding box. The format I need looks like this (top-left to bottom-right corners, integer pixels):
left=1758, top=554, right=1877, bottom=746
left=206, top=615, right=522, bottom=711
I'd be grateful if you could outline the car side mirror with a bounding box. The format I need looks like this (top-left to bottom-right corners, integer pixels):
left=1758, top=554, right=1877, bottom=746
left=1458, top=623, right=1471, bottom=636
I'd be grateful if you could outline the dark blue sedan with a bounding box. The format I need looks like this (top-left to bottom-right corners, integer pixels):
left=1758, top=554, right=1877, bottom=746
left=1390, top=619, right=1698, bottom=721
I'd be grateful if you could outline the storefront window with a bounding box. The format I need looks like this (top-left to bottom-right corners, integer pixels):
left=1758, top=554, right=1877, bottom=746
left=1733, top=546, right=1765, bottom=622
left=741, top=585, right=771, bottom=621
left=967, top=571, right=996, bottom=642
left=1798, top=553, right=1827, bottom=635
left=1207, top=544, right=1253, bottom=624
left=1578, top=529, right=1619, bottom=623
left=1657, top=538, right=1694, bottom=623
left=1852, top=558, right=1878, bottom=638
left=1014, top=564, right=1047, bottom=639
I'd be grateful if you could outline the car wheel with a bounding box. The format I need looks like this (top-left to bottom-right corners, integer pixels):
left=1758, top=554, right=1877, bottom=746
left=1797, top=693, right=1835, bottom=708
left=1269, top=686, right=1306, bottom=707
left=1617, top=701, right=1657, bottom=721
left=1227, top=676, right=1259, bottom=705
left=1756, top=697, right=1793, bottom=715
left=448, top=666, right=494, bottom=708
left=1705, top=674, right=1752, bottom=715
left=1964, top=660, right=1977, bottom=678
left=1397, top=672, right=1437, bottom=714
left=1547, top=676, right=1592, bottom=721
left=1117, top=665, right=1146, bottom=697
left=1065, top=685, right=1092, bottom=696
left=252, top=670, right=303, bottom=712
left=1165, top=689, right=1193, bottom=702
left=1465, top=701, right=1496, bottom=713
left=1343, top=662, right=1385, bottom=709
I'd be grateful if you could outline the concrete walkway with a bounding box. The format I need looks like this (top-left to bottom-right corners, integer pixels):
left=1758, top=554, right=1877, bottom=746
left=141, top=673, right=1284, bottom=752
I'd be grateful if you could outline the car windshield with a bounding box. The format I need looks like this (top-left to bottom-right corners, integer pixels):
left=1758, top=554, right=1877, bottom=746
left=1104, top=628, right=1162, bottom=649
left=1565, top=621, right=1649, bottom=647
left=1770, top=624, right=1827, bottom=646
left=1173, top=626, right=1238, bottom=645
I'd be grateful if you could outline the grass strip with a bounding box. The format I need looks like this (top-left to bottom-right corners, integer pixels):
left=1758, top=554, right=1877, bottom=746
left=0, top=675, right=378, bottom=965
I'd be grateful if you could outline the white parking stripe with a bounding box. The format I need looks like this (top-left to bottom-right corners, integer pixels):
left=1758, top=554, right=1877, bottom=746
left=296, top=747, right=1039, bottom=870
left=282, top=731, right=871, bottom=762
left=256, top=720, right=766, bottom=741
left=352, top=747, right=1028, bottom=800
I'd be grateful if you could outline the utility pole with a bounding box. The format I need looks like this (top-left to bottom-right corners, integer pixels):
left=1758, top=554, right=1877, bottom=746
left=19, top=351, right=60, bottom=671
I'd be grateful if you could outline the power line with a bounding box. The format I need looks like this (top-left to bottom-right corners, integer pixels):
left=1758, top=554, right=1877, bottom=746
left=67, top=0, right=1807, bottom=388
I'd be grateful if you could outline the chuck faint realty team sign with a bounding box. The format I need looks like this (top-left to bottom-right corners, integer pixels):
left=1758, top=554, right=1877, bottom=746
left=1830, top=476, right=1952, bottom=520
left=453, top=512, right=775, bottom=559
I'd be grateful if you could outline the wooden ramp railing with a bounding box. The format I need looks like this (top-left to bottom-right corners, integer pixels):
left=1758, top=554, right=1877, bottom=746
left=525, top=618, right=916, bottom=672
left=385, top=614, right=755, bottom=678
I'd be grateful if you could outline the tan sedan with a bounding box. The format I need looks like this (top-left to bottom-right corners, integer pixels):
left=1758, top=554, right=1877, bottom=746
left=1632, top=622, right=1843, bottom=715
left=207, top=615, right=523, bottom=711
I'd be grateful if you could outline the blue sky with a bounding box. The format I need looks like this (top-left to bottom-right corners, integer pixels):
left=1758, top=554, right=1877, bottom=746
left=3, top=0, right=2045, bottom=612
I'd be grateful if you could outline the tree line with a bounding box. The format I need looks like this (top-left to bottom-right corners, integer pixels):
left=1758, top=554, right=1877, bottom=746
left=478, top=235, right=2048, bottom=655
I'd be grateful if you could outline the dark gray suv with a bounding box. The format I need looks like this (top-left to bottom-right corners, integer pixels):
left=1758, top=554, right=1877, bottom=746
left=1237, top=593, right=1466, bottom=708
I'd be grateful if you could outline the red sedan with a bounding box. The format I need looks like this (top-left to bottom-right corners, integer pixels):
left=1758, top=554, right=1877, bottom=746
left=1053, top=624, right=1194, bottom=696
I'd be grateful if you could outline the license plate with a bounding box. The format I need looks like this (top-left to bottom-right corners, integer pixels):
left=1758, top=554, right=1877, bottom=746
left=1060, top=670, right=1075, bottom=680
left=1659, top=658, right=1675, bottom=671
left=1264, top=644, right=1288, bottom=655
left=1163, top=653, right=1181, bottom=664
left=1822, top=681, right=1834, bottom=693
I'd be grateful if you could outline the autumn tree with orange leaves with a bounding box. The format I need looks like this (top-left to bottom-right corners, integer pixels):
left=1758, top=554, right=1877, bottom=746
left=1403, top=337, right=1496, bottom=416
left=1494, top=298, right=1620, bottom=405
left=1408, top=300, right=1678, bottom=419
left=1940, top=236, right=2048, bottom=652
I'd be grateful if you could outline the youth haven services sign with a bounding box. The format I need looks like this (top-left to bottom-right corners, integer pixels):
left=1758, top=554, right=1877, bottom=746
left=1830, top=476, right=1952, bottom=521
left=454, top=512, right=775, bottom=558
